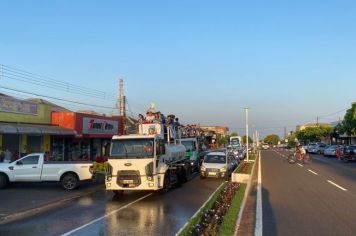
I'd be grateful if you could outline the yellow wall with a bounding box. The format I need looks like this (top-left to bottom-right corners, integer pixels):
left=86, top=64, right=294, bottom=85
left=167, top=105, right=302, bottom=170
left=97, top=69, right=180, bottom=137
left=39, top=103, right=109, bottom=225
left=20, top=135, right=28, bottom=153
left=0, top=103, right=52, bottom=124
left=43, top=135, right=51, bottom=152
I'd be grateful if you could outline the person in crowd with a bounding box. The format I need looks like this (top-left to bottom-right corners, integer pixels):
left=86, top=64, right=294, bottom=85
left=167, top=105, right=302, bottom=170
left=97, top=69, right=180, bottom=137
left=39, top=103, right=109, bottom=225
left=13, top=150, right=19, bottom=161
left=0, top=150, right=4, bottom=162
left=159, top=112, right=166, bottom=124
left=174, top=117, right=180, bottom=127
left=138, top=114, right=145, bottom=123
left=82, top=152, right=89, bottom=161
left=4, top=149, right=12, bottom=163
left=146, top=111, right=155, bottom=123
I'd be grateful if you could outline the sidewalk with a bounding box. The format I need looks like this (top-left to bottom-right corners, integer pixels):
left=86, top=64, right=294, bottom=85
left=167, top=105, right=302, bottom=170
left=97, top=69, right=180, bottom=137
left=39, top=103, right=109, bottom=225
left=236, top=154, right=259, bottom=236
left=0, top=177, right=105, bottom=224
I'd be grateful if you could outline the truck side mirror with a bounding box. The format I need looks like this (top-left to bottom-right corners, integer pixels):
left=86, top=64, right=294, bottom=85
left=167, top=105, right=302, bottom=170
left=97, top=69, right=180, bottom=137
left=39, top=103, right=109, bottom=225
left=16, top=161, right=23, bottom=165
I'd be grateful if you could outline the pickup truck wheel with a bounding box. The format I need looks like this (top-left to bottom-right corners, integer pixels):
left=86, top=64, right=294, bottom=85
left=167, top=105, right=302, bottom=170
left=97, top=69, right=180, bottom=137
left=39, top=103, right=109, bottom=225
left=0, top=174, right=8, bottom=189
left=61, top=173, right=78, bottom=190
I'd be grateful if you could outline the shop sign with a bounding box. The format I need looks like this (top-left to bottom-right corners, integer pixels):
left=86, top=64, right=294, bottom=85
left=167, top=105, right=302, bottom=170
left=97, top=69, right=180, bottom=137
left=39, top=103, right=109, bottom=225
left=83, top=117, right=118, bottom=135
left=0, top=96, right=37, bottom=115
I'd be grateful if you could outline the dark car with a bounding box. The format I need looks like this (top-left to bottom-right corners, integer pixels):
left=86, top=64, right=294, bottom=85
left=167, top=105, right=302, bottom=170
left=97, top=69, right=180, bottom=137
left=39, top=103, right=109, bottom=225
left=339, top=146, right=356, bottom=162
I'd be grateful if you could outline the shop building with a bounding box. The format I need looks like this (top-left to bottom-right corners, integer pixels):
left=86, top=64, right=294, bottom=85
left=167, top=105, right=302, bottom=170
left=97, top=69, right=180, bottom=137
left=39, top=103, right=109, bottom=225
left=51, top=112, right=124, bottom=161
left=0, top=94, right=74, bottom=161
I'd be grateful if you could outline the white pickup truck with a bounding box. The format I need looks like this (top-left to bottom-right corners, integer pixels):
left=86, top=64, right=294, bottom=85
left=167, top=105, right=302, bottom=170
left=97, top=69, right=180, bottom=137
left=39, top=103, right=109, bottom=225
left=0, top=153, right=93, bottom=190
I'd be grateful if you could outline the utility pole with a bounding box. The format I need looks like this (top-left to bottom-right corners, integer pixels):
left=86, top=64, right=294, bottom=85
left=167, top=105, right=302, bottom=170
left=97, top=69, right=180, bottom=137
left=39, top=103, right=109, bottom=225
left=118, top=79, right=125, bottom=117
left=245, top=107, right=249, bottom=162
left=316, top=116, right=319, bottom=125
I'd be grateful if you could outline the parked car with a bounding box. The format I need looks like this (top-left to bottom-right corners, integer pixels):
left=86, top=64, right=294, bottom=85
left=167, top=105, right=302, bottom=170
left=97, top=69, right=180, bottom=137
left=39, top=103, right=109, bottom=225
left=0, top=153, right=93, bottom=190
left=339, top=146, right=356, bottom=162
left=306, top=143, right=316, bottom=153
left=200, top=151, right=234, bottom=180
left=323, top=145, right=341, bottom=157
left=308, top=143, right=328, bottom=154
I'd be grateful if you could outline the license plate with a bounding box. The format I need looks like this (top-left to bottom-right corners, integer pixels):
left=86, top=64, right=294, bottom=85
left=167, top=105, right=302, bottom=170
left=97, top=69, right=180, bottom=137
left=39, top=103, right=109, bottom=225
left=123, top=180, right=134, bottom=184
left=208, top=172, right=217, bottom=176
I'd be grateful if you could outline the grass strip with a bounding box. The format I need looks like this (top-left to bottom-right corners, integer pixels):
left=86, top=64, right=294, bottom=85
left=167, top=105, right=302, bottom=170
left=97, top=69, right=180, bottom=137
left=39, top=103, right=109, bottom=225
left=248, top=154, right=256, bottom=160
left=178, top=182, right=227, bottom=236
left=247, top=161, right=254, bottom=174
left=218, top=184, right=247, bottom=236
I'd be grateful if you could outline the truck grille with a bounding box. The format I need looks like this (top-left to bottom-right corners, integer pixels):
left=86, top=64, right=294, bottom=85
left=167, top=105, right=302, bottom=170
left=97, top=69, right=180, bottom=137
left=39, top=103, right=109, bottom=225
left=117, top=170, right=141, bottom=188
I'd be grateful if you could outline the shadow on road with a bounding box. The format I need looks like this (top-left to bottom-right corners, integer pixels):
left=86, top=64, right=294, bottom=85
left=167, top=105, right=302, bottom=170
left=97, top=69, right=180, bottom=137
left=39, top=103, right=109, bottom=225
left=262, top=187, right=277, bottom=236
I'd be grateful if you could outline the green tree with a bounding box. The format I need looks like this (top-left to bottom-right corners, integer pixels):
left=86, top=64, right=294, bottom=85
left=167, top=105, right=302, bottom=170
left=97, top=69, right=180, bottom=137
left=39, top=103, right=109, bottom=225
left=286, top=133, right=297, bottom=147
left=340, top=103, right=356, bottom=136
left=264, top=134, right=280, bottom=145
left=295, top=126, right=332, bottom=144
left=229, top=132, right=239, bottom=137
left=242, top=135, right=253, bottom=144
left=217, top=136, right=229, bottom=145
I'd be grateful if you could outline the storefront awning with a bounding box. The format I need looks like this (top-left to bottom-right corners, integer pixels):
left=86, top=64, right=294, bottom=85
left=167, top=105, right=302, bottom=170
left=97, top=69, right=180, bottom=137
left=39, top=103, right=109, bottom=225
left=0, top=123, right=77, bottom=135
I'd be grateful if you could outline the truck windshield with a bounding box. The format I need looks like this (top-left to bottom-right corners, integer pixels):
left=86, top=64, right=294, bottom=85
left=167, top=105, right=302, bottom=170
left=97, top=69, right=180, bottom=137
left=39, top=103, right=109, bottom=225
left=182, top=141, right=195, bottom=151
left=110, top=139, right=154, bottom=159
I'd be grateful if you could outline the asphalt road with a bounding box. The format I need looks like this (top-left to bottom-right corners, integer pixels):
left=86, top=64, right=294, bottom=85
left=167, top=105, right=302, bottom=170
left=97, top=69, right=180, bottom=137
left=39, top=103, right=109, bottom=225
left=0, top=175, right=223, bottom=236
left=261, top=149, right=356, bottom=236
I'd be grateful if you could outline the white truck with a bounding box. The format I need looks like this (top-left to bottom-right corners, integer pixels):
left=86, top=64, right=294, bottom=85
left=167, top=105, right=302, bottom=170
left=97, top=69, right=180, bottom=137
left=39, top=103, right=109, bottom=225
left=105, top=123, right=191, bottom=193
left=0, top=153, right=93, bottom=190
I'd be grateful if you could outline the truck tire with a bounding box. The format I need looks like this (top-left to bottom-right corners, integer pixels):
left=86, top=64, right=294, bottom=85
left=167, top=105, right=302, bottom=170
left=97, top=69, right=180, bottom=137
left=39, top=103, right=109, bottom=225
left=161, top=173, right=171, bottom=193
left=61, top=173, right=78, bottom=190
left=0, top=173, right=8, bottom=189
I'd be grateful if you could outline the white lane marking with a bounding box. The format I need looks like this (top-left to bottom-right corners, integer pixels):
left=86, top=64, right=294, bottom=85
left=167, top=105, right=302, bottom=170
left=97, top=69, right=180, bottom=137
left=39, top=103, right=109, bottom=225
left=327, top=180, right=348, bottom=191
left=308, top=169, right=318, bottom=175
left=297, top=163, right=303, bottom=167
left=62, top=193, right=153, bottom=236
left=255, top=150, right=263, bottom=236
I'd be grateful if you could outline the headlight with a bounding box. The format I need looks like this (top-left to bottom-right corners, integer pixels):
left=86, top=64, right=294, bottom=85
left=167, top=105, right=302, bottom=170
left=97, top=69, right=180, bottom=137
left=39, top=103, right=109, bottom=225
left=201, top=165, right=206, bottom=171
left=191, top=162, right=195, bottom=166
left=221, top=167, right=227, bottom=172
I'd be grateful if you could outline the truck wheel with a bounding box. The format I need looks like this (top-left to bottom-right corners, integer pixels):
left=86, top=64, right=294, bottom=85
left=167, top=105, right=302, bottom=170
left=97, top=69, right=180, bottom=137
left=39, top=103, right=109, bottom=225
left=61, top=173, right=78, bottom=190
left=161, top=174, right=171, bottom=192
left=0, top=174, right=8, bottom=189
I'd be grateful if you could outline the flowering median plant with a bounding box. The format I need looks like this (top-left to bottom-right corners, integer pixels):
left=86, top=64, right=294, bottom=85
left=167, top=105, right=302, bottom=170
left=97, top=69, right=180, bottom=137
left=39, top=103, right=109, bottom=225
left=234, top=161, right=252, bottom=174
left=92, top=156, right=108, bottom=173
left=188, top=182, right=240, bottom=236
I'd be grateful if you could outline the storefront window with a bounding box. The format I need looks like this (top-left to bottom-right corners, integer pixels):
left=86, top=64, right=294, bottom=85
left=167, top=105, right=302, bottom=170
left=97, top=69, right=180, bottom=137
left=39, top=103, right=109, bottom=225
left=52, top=137, right=64, bottom=161
left=64, top=138, right=91, bottom=161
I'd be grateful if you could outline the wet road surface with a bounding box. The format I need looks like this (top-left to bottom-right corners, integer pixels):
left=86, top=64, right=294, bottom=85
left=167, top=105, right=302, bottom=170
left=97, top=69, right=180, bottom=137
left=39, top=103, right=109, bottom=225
left=0, top=175, right=224, bottom=236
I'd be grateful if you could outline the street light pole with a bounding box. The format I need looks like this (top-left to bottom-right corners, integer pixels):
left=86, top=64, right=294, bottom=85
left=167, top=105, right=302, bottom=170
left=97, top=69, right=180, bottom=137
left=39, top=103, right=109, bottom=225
left=245, top=107, right=249, bottom=162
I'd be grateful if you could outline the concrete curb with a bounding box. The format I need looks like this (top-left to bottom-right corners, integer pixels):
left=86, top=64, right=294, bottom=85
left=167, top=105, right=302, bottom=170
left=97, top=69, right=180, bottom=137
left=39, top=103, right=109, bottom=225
left=233, top=150, right=260, bottom=235
left=175, top=181, right=227, bottom=236
left=0, top=184, right=104, bottom=224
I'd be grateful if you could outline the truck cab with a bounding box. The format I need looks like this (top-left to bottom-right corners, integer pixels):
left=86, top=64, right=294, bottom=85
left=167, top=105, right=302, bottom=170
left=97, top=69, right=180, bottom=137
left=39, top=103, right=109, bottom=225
left=106, top=123, right=190, bottom=192
left=181, top=137, right=200, bottom=172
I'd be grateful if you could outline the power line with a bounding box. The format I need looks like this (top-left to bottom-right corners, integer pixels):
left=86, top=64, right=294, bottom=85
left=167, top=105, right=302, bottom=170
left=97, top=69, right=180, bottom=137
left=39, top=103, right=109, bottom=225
left=0, top=86, right=117, bottom=110
left=318, top=108, right=347, bottom=118
left=1, top=64, right=118, bottom=101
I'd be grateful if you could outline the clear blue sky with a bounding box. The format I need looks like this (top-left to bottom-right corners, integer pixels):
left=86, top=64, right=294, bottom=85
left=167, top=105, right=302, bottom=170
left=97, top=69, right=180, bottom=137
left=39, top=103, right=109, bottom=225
left=1, top=1, right=356, bottom=138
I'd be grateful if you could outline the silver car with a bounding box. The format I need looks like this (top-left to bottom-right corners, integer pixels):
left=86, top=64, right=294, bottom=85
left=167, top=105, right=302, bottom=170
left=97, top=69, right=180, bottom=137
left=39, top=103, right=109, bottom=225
left=309, top=143, right=328, bottom=154
left=323, top=145, right=340, bottom=157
